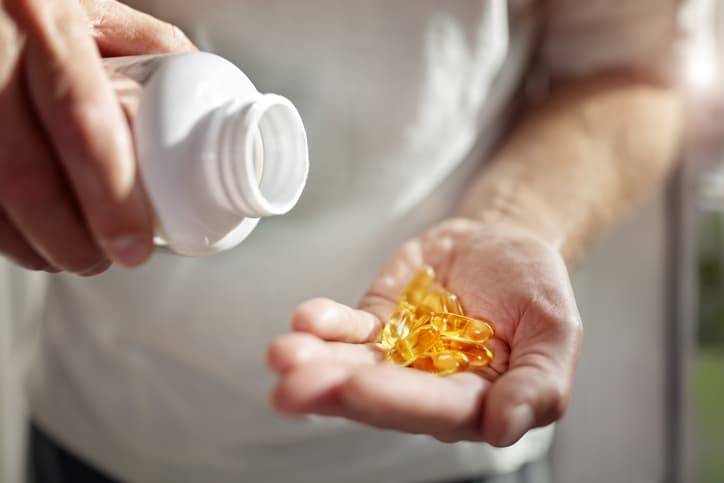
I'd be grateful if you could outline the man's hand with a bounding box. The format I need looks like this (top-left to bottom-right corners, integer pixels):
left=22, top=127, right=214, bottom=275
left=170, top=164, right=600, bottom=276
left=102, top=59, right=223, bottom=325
left=0, top=0, right=194, bottom=274
left=268, top=218, right=582, bottom=446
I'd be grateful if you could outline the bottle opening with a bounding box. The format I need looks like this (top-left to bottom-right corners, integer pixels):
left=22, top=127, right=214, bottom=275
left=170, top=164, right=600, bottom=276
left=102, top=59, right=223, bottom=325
left=215, top=94, right=309, bottom=218
left=241, top=95, right=308, bottom=216
left=218, top=94, right=308, bottom=217
left=251, top=127, right=265, bottom=184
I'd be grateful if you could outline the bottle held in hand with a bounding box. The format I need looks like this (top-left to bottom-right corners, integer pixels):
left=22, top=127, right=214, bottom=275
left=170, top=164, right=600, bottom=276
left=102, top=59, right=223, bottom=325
left=105, top=52, right=309, bottom=256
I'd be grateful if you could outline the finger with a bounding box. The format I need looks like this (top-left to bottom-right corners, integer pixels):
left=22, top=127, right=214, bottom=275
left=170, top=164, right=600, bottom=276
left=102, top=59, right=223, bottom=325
left=7, top=0, right=155, bottom=266
left=480, top=336, right=511, bottom=376
left=337, top=365, right=489, bottom=438
left=0, top=63, right=109, bottom=273
left=267, top=332, right=380, bottom=374
left=482, top=302, right=583, bottom=447
left=272, top=363, right=352, bottom=415
left=359, top=239, right=424, bottom=310
left=80, top=0, right=197, bottom=56
left=291, top=298, right=384, bottom=343
left=274, top=362, right=490, bottom=440
left=356, top=228, right=460, bottom=323
left=76, top=257, right=112, bottom=276
left=290, top=297, right=510, bottom=373
left=360, top=223, right=462, bottom=308
left=0, top=209, right=49, bottom=271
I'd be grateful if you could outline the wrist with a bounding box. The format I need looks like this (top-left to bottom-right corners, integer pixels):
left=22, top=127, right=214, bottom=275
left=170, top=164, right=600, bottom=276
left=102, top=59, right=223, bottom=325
left=454, top=193, right=567, bottom=256
left=433, top=216, right=564, bottom=273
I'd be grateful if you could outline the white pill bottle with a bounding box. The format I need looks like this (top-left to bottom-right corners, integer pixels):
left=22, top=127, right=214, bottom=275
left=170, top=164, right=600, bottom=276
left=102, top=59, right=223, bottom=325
left=104, top=52, right=309, bottom=256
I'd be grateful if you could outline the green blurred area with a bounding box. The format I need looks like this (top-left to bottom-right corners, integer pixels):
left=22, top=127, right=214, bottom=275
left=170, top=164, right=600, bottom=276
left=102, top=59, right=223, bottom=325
left=695, top=213, right=724, bottom=483
left=694, top=350, right=724, bottom=483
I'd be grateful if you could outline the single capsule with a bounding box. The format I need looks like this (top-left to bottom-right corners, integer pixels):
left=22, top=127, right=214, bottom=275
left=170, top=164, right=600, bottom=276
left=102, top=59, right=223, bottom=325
left=461, top=318, right=494, bottom=342
left=395, top=325, right=442, bottom=362
left=379, top=309, right=413, bottom=350
left=416, top=288, right=463, bottom=317
left=444, top=337, right=494, bottom=368
left=429, top=313, right=450, bottom=332
left=408, top=312, right=431, bottom=333
left=412, top=351, right=469, bottom=376
left=416, top=289, right=445, bottom=315
left=399, top=265, right=435, bottom=310
left=385, top=348, right=412, bottom=366
left=430, top=312, right=493, bottom=342
left=399, top=299, right=416, bottom=313
left=440, top=291, right=464, bottom=315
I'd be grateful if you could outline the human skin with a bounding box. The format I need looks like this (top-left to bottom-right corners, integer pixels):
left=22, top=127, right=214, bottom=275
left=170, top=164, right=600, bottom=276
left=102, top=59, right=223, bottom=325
left=268, top=71, right=683, bottom=446
left=0, top=0, right=194, bottom=275
left=0, top=0, right=682, bottom=452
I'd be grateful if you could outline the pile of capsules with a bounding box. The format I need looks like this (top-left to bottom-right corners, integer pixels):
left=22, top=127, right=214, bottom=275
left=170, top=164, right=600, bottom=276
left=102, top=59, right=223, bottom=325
left=378, top=265, right=497, bottom=377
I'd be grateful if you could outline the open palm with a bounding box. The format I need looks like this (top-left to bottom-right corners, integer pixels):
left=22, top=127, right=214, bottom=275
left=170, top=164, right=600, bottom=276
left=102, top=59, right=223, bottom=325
left=268, top=218, right=582, bottom=446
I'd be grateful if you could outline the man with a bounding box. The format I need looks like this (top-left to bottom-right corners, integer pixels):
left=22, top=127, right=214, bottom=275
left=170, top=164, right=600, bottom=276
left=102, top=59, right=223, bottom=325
left=0, top=0, right=682, bottom=482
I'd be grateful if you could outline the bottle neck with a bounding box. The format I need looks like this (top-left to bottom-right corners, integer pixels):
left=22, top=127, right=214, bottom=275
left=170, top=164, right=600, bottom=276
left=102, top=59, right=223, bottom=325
left=210, top=94, right=308, bottom=217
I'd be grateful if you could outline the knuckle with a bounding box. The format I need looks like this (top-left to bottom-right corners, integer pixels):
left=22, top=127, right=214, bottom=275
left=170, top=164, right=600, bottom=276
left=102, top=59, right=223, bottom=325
left=570, top=315, right=584, bottom=339
left=556, top=312, right=584, bottom=347
left=546, top=381, right=570, bottom=422
left=290, top=305, right=314, bottom=332
left=165, top=22, right=192, bottom=50
left=59, top=99, right=107, bottom=148
left=530, top=305, right=562, bottom=331
left=290, top=298, right=329, bottom=331
left=526, top=296, right=581, bottom=336
left=167, top=22, right=182, bottom=42
left=267, top=334, right=309, bottom=373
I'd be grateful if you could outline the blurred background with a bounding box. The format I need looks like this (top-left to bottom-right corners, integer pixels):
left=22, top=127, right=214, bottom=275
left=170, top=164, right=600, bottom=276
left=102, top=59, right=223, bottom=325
left=2, top=1, right=724, bottom=483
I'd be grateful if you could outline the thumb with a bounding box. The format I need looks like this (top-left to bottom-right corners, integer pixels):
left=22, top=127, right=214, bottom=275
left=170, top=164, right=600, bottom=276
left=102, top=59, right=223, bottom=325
left=482, top=309, right=582, bottom=447
left=81, top=0, right=197, bottom=56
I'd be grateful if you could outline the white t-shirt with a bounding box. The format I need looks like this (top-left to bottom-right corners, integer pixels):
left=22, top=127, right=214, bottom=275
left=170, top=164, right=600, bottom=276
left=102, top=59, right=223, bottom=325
left=27, top=1, right=678, bottom=482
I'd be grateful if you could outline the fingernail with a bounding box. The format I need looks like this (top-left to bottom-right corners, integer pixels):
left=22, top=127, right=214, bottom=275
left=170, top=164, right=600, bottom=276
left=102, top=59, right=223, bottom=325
left=79, top=260, right=112, bottom=277
left=502, top=404, right=535, bottom=446
left=107, top=235, right=151, bottom=266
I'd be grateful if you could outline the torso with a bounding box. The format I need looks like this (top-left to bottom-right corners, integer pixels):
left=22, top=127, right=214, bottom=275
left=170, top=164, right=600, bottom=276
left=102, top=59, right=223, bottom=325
left=30, top=2, right=554, bottom=482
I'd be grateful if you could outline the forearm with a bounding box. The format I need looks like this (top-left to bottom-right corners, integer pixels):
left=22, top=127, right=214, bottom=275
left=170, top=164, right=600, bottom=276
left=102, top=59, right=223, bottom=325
left=457, top=72, right=683, bottom=264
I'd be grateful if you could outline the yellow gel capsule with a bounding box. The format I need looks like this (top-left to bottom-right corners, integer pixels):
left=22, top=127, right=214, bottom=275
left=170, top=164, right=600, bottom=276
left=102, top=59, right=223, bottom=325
left=415, top=288, right=463, bottom=314
left=399, top=265, right=435, bottom=310
left=417, top=289, right=445, bottom=315
left=440, top=291, right=464, bottom=315
left=379, top=263, right=495, bottom=377
left=379, top=309, right=413, bottom=350
left=408, top=313, right=431, bottom=333
left=412, top=351, right=469, bottom=376
left=395, top=325, right=442, bottom=361
left=399, top=300, right=416, bottom=313
left=430, top=313, right=493, bottom=342
left=416, top=289, right=463, bottom=317
left=445, top=337, right=494, bottom=368
left=461, top=318, right=494, bottom=342
left=385, top=348, right=411, bottom=366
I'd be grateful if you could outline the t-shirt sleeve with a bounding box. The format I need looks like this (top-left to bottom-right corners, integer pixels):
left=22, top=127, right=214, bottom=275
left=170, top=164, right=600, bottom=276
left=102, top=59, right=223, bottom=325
left=540, top=0, right=682, bottom=79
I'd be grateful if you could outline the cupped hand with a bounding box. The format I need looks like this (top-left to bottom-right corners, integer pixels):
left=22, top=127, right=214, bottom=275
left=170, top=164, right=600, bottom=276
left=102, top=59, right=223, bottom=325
left=268, top=218, right=582, bottom=446
left=0, top=0, right=194, bottom=274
